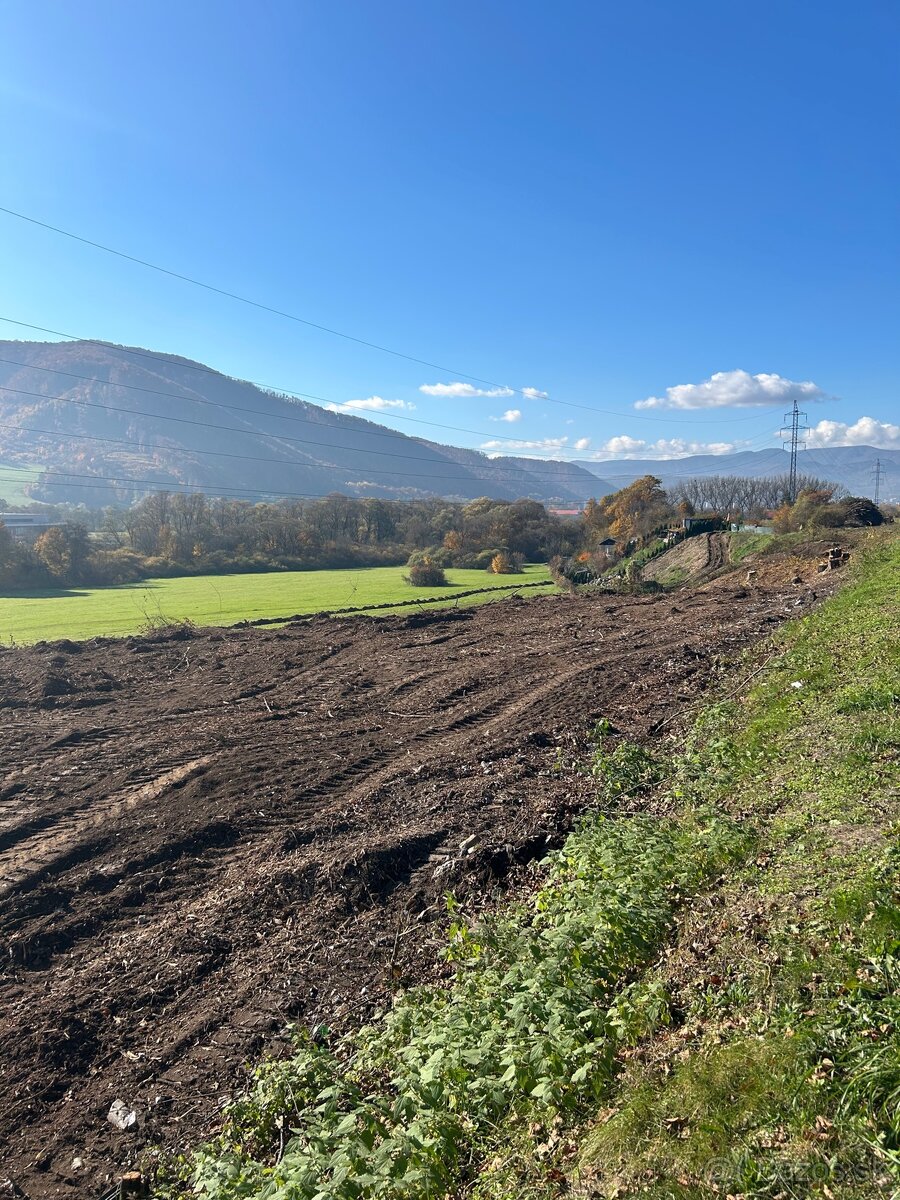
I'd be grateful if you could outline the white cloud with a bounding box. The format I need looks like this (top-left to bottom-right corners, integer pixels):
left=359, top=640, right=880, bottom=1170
left=488, top=409, right=522, bottom=423
left=573, top=437, right=592, bottom=451
left=636, top=370, right=828, bottom=411
left=480, top=436, right=570, bottom=455
left=324, top=396, right=415, bottom=415
left=601, top=435, right=646, bottom=456
left=419, top=382, right=549, bottom=401
left=805, top=416, right=900, bottom=449
left=592, top=436, right=742, bottom=460
left=419, top=381, right=514, bottom=398
left=325, top=396, right=414, bottom=413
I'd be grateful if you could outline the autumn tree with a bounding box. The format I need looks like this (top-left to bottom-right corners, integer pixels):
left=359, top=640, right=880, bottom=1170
left=33, top=523, right=90, bottom=583
left=597, top=476, right=671, bottom=548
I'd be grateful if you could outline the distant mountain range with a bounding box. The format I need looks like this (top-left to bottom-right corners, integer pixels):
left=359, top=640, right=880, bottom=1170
left=579, top=446, right=898, bottom=502
left=0, top=340, right=894, bottom=506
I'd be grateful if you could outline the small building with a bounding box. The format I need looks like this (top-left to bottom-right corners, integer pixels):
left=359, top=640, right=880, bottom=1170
left=0, top=513, right=58, bottom=543
left=730, top=522, right=772, bottom=535
left=597, top=537, right=617, bottom=557
left=681, top=515, right=727, bottom=536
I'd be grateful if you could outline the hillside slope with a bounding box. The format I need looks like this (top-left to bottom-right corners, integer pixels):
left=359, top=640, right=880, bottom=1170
left=0, top=340, right=609, bottom=505
left=640, top=532, right=729, bottom=585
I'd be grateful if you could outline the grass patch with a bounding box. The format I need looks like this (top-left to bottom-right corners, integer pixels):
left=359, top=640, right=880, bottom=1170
left=657, top=566, right=688, bottom=588
left=578, top=531, right=900, bottom=1198
left=0, top=462, right=42, bottom=505
left=727, top=531, right=774, bottom=561
left=0, top=564, right=555, bottom=644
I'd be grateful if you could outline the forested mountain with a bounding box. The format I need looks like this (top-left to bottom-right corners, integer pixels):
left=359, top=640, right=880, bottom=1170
left=0, top=340, right=894, bottom=506
left=0, top=340, right=609, bottom=505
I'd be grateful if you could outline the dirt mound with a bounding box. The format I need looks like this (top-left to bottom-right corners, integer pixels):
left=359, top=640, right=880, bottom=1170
left=0, top=555, right=839, bottom=1198
left=639, top=534, right=723, bottom=585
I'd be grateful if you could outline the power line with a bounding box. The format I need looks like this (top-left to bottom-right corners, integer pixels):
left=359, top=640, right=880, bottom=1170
left=0, top=322, right=783, bottom=491
left=0, top=215, right=782, bottom=425
left=0, top=368, right=780, bottom=488
left=0, top=346, right=565, bottom=452
left=0, top=413, right=779, bottom=497
left=0, top=207, right=501, bottom=380
left=0, top=423, right=793, bottom=509
left=873, top=457, right=883, bottom=506
left=0, top=466, right=328, bottom=503
left=0, top=362, right=771, bottom=480
left=0, top=453, right=796, bottom=506
left=0, top=343, right=779, bottom=452
left=0, top=413, right=612, bottom=486
left=0, top=314, right=783, bottom=431
left=0, top=381, right=570, bottom=478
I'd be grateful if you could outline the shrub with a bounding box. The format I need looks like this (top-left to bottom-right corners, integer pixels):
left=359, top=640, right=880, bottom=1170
left=548, top=555, right=574, bottom=592
left=837, top=496, right=885, bottom=527
left=473, top=548, right=498, bottom=570
left=488, top=550, right=525, bottom=574
left=403, top=552, right=448, bottom=587
left=86, top=548, right=147, bottom=585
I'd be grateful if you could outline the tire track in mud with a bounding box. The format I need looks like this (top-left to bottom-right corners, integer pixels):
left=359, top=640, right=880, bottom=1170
left=0, top=757, right=211, bottom=897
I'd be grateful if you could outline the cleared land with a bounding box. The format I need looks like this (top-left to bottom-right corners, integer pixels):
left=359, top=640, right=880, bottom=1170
left=0, top=546, right=838, bottom=1199
left=0, top=563, right=555, bottom=644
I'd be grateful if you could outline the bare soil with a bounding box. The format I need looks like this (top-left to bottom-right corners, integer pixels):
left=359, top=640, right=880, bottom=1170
left=640, top=532, right=728, bottom=584
left=0, top=554, right=835, bottom=1198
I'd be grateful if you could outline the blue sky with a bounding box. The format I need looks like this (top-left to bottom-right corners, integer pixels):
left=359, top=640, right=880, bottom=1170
left=1, top=0, right=898, bottom=463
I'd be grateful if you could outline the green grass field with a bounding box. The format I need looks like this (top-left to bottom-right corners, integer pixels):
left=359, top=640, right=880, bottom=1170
left=0, top=563, right=555, bottom=644
left=0, top=464, right=43, bottom=506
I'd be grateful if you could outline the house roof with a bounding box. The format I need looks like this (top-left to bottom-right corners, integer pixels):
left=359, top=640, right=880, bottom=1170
left=0, top=513, right=54, bottom=526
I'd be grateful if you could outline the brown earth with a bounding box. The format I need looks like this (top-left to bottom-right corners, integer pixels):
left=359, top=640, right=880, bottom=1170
left=0, top=552, right=835, bottom=1199
left=640, top=531, right=729, bottom=584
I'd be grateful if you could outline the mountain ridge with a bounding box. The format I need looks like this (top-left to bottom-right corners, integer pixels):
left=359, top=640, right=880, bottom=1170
left=0, top=340, right=612, bottom=504
left=0, top=340, right=894, bottom=505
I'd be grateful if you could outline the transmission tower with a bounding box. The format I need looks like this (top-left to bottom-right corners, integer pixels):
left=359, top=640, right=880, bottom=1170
left=873, top=457, right=883, bottom=506
left=780, top=396, right=809, bottom=503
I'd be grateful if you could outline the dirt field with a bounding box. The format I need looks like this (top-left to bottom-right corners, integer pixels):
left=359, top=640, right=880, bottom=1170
left=0, top=553, right=833, bottom=1198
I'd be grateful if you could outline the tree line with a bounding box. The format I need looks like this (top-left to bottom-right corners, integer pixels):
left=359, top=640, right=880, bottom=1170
left=0, top=475, right=885, bottom=593
left=667, top=471, right=843, bottom=517
left=0, top=493, right=582, bottom=591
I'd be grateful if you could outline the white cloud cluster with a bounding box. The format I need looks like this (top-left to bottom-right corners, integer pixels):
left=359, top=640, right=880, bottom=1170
left=419, top=382, right=549, bottom=401
left=325, top=396, right=414, bottom=413
left=480, top=436, right=570, bottom=454
left=479, top=433, right=737, bottom=460
left=420, top=381, right=514, bottom=399
left=488, top=409, right=523, bottom=423
left=805, top=416, right=900, bottom=449
left=595, top=436, right=741, bottom=459
left=636, top=370, right=827, bottom=411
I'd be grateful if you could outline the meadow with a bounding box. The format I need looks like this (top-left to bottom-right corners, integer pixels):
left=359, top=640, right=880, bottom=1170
left=0, top=562, right=555, bottom=644
left=0, top=464, right=42, bottom=506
